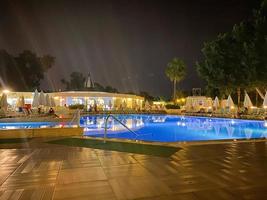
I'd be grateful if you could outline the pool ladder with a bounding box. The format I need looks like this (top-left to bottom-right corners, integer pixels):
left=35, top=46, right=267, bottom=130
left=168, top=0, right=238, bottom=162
left=104, top=114, right=138, bottom=143
left=69, top=109, right=81, bottom=127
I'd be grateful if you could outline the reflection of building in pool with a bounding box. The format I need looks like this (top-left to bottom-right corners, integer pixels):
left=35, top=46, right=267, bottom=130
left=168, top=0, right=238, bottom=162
left=178, top=118, right=213, bottom=131
left=82, top=115, right=145, bottom=132
left=2, top=91, right=144, bottom=111
left=151, top=116, right=167, bottom=123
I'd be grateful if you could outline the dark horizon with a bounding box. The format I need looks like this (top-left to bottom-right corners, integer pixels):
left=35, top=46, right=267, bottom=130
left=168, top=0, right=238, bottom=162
left=0, top=0, right=260, bottom=97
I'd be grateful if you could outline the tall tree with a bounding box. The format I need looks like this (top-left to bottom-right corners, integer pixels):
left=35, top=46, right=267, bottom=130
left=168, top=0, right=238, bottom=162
left=197, top=1, right=267, bottom=105
left=61, top=72, right=86, bottom=90
left=165, top=58, right=186, bottom=100
left=40, top=55, right=55, bottom=70
left=0, top=50, right=54, bottom=91
left=0, top=50, right=17, bottom=89
left=15, top=50, right=45, bottom=91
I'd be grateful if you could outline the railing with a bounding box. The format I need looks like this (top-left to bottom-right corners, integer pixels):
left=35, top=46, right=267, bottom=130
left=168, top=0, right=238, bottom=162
left=103, top=114, right=138, bottom=143
left=69, top=109, right=81, bottom=127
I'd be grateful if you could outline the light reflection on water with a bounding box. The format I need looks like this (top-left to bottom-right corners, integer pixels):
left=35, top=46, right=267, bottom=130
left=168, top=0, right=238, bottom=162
left=0, top=122, right=71, bottom=129
left=0, top=115, right=267, bottom=142
left=81, top=115, right=267, bottom=142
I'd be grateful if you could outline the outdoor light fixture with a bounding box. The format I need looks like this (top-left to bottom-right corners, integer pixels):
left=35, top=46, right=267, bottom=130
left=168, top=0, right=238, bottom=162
left=2, top=89, right=10, bottom=94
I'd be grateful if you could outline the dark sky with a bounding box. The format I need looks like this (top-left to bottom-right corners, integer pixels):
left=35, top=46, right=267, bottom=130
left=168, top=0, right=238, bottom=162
left=0, top=0, right=259, bottom=97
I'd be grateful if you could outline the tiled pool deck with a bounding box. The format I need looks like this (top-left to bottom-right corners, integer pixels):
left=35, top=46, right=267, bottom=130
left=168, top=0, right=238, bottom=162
left=0, top=139, right=266, bottom=200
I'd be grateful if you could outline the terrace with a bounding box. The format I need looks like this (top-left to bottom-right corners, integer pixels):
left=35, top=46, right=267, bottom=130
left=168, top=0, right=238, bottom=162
left=0, top=138, right=266, bottom=200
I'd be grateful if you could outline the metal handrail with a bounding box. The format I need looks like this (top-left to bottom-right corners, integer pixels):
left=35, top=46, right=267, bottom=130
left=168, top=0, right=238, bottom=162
left=104, top=114, right=138, bottom=143
left=69, top=109, right=80, bottom=127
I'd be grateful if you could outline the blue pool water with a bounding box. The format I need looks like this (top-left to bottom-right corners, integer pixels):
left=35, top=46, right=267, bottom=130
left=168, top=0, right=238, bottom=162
left=80, top=114, right=267, bottom=142
left=0, top=115, right=267, bottom=142
left=0, top=122, right=69, bottom=129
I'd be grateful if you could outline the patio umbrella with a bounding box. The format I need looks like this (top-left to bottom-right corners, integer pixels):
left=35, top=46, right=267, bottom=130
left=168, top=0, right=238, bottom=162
left=16, top=96, right=25, bottom=107
left=32, top=89, right=39, bottom=108
left=263, top=92, right=267, bottom=108
left=108, top=100, right=113, bottom=109
left=21, top=96, right=25, bottom=107
left=213, top=96, right=220, bottom=109
left=45, top=94, right=51, bottom=107
left=39, top=91, right=46, bottom=106
left=0, top=93, right=8, bottom=111
left=226, top=95, right=235, bottom=108
left=122, top=100, right=127, bottom=109
left=144, top=100, right=150, bottom=110
left=50, top=97, right=56, bottom=107
left=243, top=93, right=253, bottom=108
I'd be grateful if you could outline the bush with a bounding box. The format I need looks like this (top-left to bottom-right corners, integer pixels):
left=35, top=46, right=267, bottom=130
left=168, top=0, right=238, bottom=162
left=165, top=104, right=180, bottom=109
left=68, top=104, right=85, bottom=110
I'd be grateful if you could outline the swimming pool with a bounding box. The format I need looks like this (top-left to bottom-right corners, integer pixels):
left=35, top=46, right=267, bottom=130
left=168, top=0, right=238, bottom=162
left=0, top=115, right=267, bottom=142
left=81, top=114, right=267, bottom=142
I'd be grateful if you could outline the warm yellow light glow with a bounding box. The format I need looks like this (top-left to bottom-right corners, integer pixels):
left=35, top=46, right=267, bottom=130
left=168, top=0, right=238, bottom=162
left=54, top=96, right=59, bottom=100
left=231, top=106, right=234, bottom=109
left=2, top=89, right=10, bottom=94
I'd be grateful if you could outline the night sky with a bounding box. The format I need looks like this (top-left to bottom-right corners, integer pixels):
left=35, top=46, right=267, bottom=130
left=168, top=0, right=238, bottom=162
left=0, top=0, right=259, bottom=97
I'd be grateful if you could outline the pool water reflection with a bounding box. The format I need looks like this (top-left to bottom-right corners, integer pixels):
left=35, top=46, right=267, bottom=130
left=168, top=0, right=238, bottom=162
left=81, top=114, right=267, bottom=142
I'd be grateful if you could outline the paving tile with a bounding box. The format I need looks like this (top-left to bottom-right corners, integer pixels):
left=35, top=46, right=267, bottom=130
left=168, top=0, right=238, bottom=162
left=109, top=176, right=172, bottom=200
left=133, top=193, right=198, bottom=200
left=61, top=158, right=100, bottom=169
left=54, top=181, right=116, bottom=200
left=103, top=164, right=153, bottom=178
left=57, top=166, right=107, bottom=184
left=98, top=154, right=137, bottom=167
left=1, top=170, right=58, bottom=189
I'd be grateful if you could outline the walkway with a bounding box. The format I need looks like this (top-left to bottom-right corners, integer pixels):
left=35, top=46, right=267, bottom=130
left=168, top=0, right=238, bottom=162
left=0, top=139, right=266, bottom=200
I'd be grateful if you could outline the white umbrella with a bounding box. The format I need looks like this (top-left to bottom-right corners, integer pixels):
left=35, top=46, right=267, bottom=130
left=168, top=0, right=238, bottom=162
left=108, top=100, right=113, bottom=109
left=263, top=92, right=267, bottom=108
left=39, top=91, right=46, bottom=106
left=213, top=96, right=220, bottom=109
left=123, top=100, right=127, bottom=109
left=50, top=97, right=56, bottom=107
left=0, top=93, right=8, bottom=111
left=226, top=95, right=235, bottom=108
left=16, top=96, right=25, bottom=107
left=144, top=100, right=150, bottom=110
left=45, top=94, right=51, bottom=107
left=243, top=93, right=253, bottom=108
left=32, top=89, right=39, bottom=108
left=21, top=96, right=25, bottom=107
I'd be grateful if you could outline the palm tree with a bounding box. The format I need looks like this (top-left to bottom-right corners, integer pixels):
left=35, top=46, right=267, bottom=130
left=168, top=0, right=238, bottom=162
left=165, top=58, right=186, bottom=100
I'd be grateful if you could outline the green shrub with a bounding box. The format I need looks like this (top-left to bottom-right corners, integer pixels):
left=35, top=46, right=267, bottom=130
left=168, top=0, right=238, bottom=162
left=68, top=104, right=85, bottom=109
left=165, top=104, right=180, bottom=109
